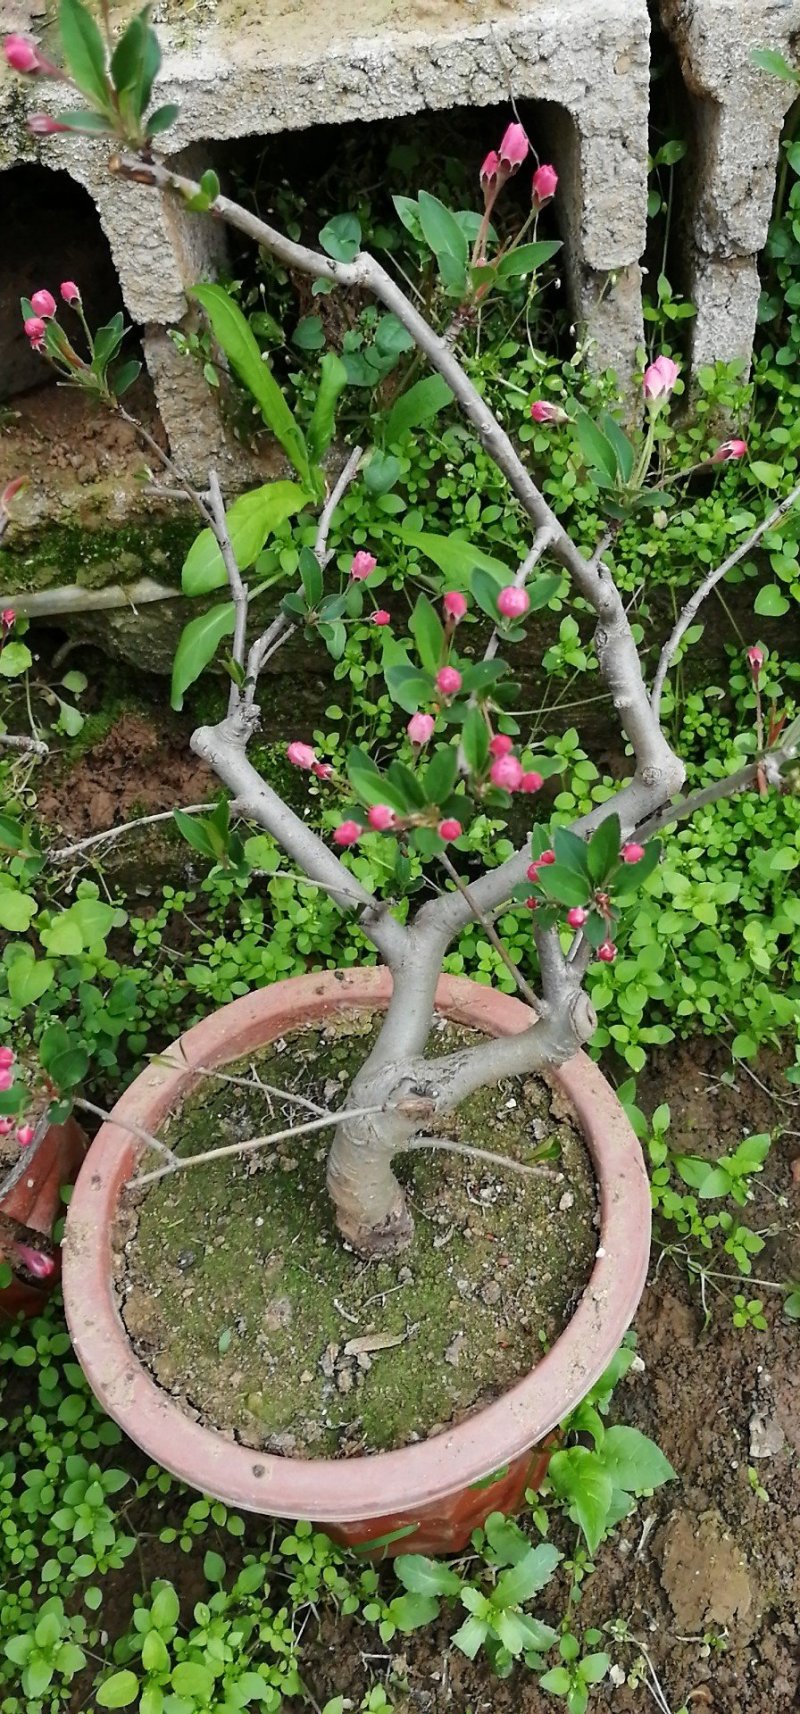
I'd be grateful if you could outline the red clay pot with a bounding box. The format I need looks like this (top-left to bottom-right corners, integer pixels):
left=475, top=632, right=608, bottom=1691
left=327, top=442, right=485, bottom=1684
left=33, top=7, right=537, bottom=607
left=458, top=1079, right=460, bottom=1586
left=63, top=970, right=651, bottom=1556
left=0, top=1117, right=88, bottom=1320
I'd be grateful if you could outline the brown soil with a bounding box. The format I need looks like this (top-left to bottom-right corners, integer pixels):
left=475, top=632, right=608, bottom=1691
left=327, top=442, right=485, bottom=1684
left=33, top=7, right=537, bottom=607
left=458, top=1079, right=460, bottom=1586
left=37, top=710, right=212, bottom=842
left=114, top=1012, right=597, bottom=1456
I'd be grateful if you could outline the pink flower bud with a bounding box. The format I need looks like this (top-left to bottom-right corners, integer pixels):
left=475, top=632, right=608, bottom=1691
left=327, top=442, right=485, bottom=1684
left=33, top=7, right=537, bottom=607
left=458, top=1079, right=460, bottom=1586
left=642, top=354, right=679, bottom=405
left=286, top=741, right=316, bottom=770
left=497, top=585, right=530, bottom=620
left=367, top=804, right=394, bottom=831
left=14, top=1244, right=55, bottom=1279
left=333, top=820, right=361, bottom=846
left=480, top=149, right=500, bottom=189
left=566, top=907, right=588, bottom=928
left=436, top=666, right=462, bottom=696
left=489, top=754, right=524, bottom=791
left=711, top=438, right=747, bottom=463
left=16, top=1124, right=35, bottom=1147
left=443, top=591, right=467, bottom=623
left=0, top=1068, right=14, bottom=1092
left=24, top=315, right=47, bottom=350
left=60, top=281, right=81, bottom=305
left=489, top=734, right=513, bottom=758
left=372, top=609, right=391, bottom=626
left=532, top=163, right=558, bottom=206
left=3, top=35, right=54, bottom=73
left=746, top=645, right=765, bottom=680
left=0, top=1118, right=13, bottom=1136
left=407, top=712, right=435, bottom=745
left=526, top=861, right=541, bottom=882
left=520, top=771, right=543, bottom=794
left=349, top=550, right=377, bottom=581
left=30, top=288, right=56, bottom=319
left=530, top=400, right=569, bottom=425
left=27, top=114, right=70, bottom=135
left=311, top=761, right=334, bottom=780
left=0, top=1047, right=14, bottom=1068
left=499, top=122, right=529, bottom=172
left=438, top=819, right=462, bottom=841
left=597, top=940, right=617, bottom=963
left=1, top=477, right=27, bottom=511
left=621, top=842, right=645, bottom=864
left=539, top=848, right=556, bottom=865
left=1, top=609, right=16, bottom=631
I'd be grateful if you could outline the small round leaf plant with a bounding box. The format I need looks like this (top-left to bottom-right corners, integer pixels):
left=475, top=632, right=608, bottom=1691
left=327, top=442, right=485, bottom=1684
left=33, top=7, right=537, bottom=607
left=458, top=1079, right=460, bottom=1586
left=5, top=3, right=800, bottom=1261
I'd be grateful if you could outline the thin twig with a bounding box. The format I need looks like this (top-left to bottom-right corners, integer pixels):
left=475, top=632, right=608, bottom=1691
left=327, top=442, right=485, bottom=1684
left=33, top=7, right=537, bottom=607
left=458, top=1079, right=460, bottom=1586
left=127, top=1104, right=386, bottom=1188
left=316, top=444, right=363, bottom=564
left=186, top=1061, right=329, bottom=1119
left=0, top=731, right=49, bottom=757
left=206, top=468, right=248, bottom=715
left=403, top=1136, right=556, bottom=1179
left=651, top=476, right=800, bottom=715
left=438, top=851, right=541, bottom=1011
left=73, top=1097, right=178, bottom=1164
left=48, top=803, right=209, bottom=862
left=118, top=404, right=213, bottom=525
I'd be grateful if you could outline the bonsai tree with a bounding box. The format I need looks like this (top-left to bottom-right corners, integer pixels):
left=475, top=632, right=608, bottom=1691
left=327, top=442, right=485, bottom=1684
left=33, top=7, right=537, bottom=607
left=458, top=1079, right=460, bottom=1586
left=3, top=3, right=800, bottom=1262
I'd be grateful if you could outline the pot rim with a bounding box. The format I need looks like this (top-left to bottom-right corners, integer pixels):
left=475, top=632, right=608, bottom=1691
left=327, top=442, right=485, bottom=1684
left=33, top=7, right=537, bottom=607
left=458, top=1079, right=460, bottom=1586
left=63, top=969, right=651, bottom=1520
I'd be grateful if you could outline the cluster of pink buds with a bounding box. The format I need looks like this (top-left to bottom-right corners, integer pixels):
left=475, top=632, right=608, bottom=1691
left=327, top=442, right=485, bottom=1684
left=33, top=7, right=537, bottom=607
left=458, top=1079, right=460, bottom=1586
left=334, top=806, right=463, bottom=847
left=642, top=354, right=679, bottom=408
left=0, top=1049, right=35, bottom=1145
left=486, top=736, right=542, bottom=794
left=526, top=837, right=650, bottom=959
left=479, top=124, right=558, bottom=216
left=286, top=741, right=334, bottom=781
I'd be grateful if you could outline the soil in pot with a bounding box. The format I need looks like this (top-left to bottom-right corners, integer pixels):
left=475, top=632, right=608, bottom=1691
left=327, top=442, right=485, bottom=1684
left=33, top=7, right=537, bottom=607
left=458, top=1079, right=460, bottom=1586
left=114, top=1010, right=597, bottom=1458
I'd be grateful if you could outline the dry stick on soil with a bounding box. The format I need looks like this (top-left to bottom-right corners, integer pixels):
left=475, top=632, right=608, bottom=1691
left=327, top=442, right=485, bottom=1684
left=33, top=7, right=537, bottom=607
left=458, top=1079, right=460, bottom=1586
left=0, top=731, right=49, bottom=757
left=127, top=1104, right=391, bottom=1188
left=403, top=1136, right=555, bottom=1178
left=651, top=475, right=800, bottom=717
left=178, top=1060, right=330, bottom=1119
left=49, top=803, right=210, bottom=863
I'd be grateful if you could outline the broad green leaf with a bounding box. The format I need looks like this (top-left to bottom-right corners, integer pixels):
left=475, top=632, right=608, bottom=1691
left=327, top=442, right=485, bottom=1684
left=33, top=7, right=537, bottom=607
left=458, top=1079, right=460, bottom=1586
left=751, top=47, right=798, bottom=82
left=110, top=8, right=161, bottom=115
left=410, top=593, right=445, bottom=674
left=319, top=213, right=362, bottom=262
left=451, top=1615, right=489, bottom=1659
left=385, top=375, right=454, bottom=445
left=171, top=1661, right=215, bottom=1698
left=293, top=315, right=325, bottom=351
left=423, top=745, right=459, bottom=805
left=395, top=1554, right=462, bottom=1598
left=392, top=194, right=424, bottom=242
left=307, top=354, right=349, bottom=465
left=171, top=602, right=235, bottom=710
left=484, top=1511, right=533, bottom=1566
left=597, top=1425, right=675, bottom=1494
left=461, top=705, right=491, bottom=775
left=540, top=865, right=591, bottom=908
left=0, top=813, right=29, bottom=852
left=581, top=1653, right=611, bottom=1684
left=364, top=451, right=402, bottom=495
left=575, top=411, right=619, bottom=483
left=540, top=1667, right=572, bottom=1695
left=7, top=957, right=55, bottom=1007
left=0, top=889, right=37, bottom=932
left=553, top=825, right=592, bottom=881
left=384, top=662, right=434, bottom=713
left=149, top=1582, right=180, bottom=1631
left=142, top=1630, right=170, bottom=1674
left=191, top=285, right=313, bottom=488
left=59, top=0, right=111, bottom=111
left=0, top=642, right=33, bottom=677
left=548, top=1446, right=613, bottom=1553
left=346, top=748, right=407, bottom=814
left=754, top=584, right=790, bottom=617
left=96, top=1671, right=141, bottom=1709
left=299, top=545, right=324, bottom=608
left=181, top=481, right=307, bottom=595
left=399, top=528, right=510, bottom=583
left=493, top=1543, right=561, bottom=1608
left=587, top=812, right=621, bottom=885
left=600, top=412, right=635, bottom=483
left=147, top=102, right=179, bottom=137
left=611, top=839, right=661, bottom=895
left=496, top=239, right=561, bottom=278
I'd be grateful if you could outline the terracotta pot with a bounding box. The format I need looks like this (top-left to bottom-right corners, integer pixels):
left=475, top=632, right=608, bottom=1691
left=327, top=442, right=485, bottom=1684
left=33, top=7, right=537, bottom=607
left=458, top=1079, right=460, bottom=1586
left=0, top=1117, right=88, bottom=1320
left=63, top=970, right=651, bottom=1555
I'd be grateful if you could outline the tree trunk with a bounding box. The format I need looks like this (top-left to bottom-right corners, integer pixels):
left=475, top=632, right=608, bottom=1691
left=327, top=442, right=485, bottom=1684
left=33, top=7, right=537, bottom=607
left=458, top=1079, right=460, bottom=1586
left=326, top=1109, right=415, bottom=1258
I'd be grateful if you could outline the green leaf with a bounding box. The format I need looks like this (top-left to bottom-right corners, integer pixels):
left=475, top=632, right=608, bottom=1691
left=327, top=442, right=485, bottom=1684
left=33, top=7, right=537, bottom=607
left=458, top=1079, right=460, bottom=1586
left=0, top=642, right=33, bottom=677
left=574, top=411, right=619, bottom=482
left=424, top=745, right=459, bottom=805
left=171, top=1662, right=215, bottom=1698
left=385, top=375, right=454, bottom=445
left=611, top=839, right=661, bottom=895
left=540, top=865, right=591, bottom=909
left=384, top=662, right=434, bottom=714
left=597, top=1426, right=676, bottom=1494
left=181, top=480, right=307, bottom=596
left=751, top=47, right=798, bottom=82
left=461, top=705, right=490, bottom=775
left=493, top=1543, right=561, bottom=1608
left=142, top=1630, right=170, bottom=1674
left=580, top=1652, right=610, bottom=1685
left=0, top=889, right=37, bottom=932
left=293, top=315, right=325, bottom=351
left=96, top=1670, right=141, bottom=1709
left=416, top=190, right=468, bottom=292
left=319, top=213, right=362, bottom=262
left=587, top=812, right=621, bottom=885
left=111, top=358, right=141, bottom=398
left=191, top=285, right=312, bottom=488
left=149, top=1583, right=180, bottom=1632
left=496, top=239, right=561, bottom=278
left=346, top=748, right=408, bottom=814
left=392, top=194, right=424, bottom=241
left=0, top=813, right=29, bottom=852
left=399, top=528, right=510, bottom=583
left=147, top=102, right=179, bottom=137
left=59, top=0, right=111, bottom=111
left=111, top=8, right=161, bottom=116
left=540, top=1667, right=572, bottom=1695
left=171, top=602, right=235, bottom=710
left=451, top=1615, right=489, bottom=1660
left=364, top=451, right=402, bottom=495
left=308, top=353, right=349, bottom=465
left=484, top=1511, right=534, bottom=1566
left=410, top=593, right=445, bottom=674
left=553, top=825, right=591, bottom=881
left=754, top=584, right=790, bottom=617
left=298, top=545, right=324, bottom=608
left=7, top=956, right=55, bottom=1007
left=599, top=413, right=635, bottom=483
left=548, top=1446, right=613, bottom=1553
left=395, top=1554, right=462, bottom=1598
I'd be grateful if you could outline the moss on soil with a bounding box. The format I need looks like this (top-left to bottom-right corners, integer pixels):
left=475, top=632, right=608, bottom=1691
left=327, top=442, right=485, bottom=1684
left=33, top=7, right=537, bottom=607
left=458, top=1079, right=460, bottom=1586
left=116, top=1011, right=597, bottom=1457
left=1, top=514, right=196, bottom=595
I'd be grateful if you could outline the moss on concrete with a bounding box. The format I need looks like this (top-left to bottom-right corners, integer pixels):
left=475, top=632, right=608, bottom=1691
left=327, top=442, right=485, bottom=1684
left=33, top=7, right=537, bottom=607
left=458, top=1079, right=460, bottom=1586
left=117, top=1012, right=597, bottom=1457
left=0, top=514, right=197, bottom=595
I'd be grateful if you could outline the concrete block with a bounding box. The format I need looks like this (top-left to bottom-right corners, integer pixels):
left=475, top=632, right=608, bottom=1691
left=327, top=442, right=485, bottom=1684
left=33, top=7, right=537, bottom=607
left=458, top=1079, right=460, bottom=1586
left=661, top=0, right=800, bottom=372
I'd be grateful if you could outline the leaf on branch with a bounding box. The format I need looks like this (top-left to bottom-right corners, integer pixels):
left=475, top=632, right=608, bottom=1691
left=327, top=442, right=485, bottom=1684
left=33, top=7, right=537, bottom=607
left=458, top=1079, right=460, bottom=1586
left=191, top=284, right=315, bottom=491
left=170, top=602, right=235, bottom=709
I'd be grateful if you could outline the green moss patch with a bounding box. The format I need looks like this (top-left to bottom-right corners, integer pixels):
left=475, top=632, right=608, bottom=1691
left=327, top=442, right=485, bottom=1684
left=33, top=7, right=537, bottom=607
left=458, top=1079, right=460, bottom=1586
left=116, top=1011, right=597, bottom=1456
